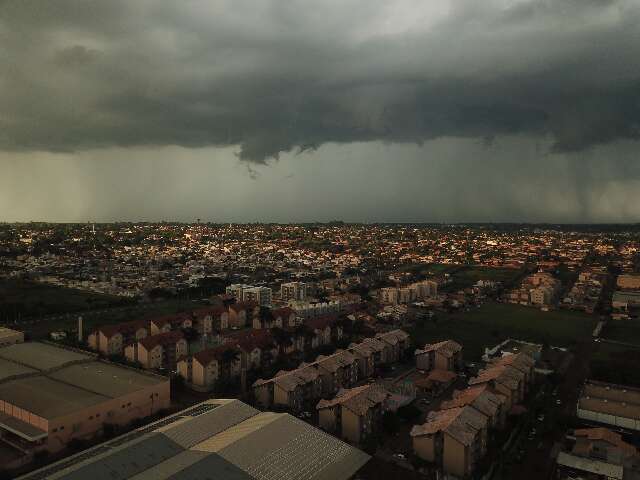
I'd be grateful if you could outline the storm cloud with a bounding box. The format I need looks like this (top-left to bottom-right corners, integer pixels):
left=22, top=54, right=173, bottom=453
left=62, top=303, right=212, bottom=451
left=2, top=0, right=640, bottom=162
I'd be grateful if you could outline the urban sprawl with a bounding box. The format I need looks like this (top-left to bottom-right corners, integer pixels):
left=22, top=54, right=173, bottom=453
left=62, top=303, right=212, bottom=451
left=1, top=222, right=640, bottom=480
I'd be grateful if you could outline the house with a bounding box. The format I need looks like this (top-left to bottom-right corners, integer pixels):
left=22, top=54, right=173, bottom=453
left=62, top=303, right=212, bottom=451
left=126, top=330, right=187, bottom=371
left=177, top=343, right=243, bottom=392
left=441, top=384, right=507, bottom=430
left=87, top=319, right=149, bottom=356
left=556, top=427, right=639, bottom=480
left=411, top=405, right=489, bottom=478
left=415, top=340, right=463, bottom=372
left=317, top=384, right=391, bottom=444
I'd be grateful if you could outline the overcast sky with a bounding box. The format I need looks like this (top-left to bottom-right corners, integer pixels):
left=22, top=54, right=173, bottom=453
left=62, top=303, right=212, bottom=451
left=2, top=0, right=640, bottom=223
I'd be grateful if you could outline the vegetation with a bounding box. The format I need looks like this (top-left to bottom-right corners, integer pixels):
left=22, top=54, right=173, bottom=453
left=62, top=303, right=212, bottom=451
left=0, top=279, right=133, bottom=321
left=591, top=342, right=640, bottom=387
left=410, top=302, right=596, bottom=360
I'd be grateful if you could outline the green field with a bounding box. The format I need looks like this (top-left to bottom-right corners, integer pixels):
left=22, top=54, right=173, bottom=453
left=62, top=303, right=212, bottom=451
left=591, top=341, right=640, bottom=387
left=0, top=279, right=132, bottom=321
left=601, top=318, right=640, bottom=346
left=443, top=266, right=524, bottom=292
left=409, top=302, right=596, bottom=361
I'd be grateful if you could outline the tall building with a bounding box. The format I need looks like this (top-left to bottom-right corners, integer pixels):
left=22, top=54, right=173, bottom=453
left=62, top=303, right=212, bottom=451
left=280, top=281, right=309, bottom=302
left=226, top=284, right=272, bottom=307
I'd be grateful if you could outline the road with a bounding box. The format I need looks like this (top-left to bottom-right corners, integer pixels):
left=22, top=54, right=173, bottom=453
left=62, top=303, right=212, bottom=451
left=501, top=338, right=595, bottom=480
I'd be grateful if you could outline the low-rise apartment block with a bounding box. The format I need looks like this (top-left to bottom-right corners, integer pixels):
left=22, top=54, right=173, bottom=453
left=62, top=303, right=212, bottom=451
left=125, top=330, right=187, bottom=371
left=317, top=384, right=391, bottom=444
left=411, top=405, right=489, bottom=478
left=415, top=340, right=463, bottom=372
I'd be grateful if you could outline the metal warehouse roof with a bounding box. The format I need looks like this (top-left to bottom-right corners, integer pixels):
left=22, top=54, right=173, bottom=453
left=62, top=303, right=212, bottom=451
left=19, top=399, right=369, bottom=480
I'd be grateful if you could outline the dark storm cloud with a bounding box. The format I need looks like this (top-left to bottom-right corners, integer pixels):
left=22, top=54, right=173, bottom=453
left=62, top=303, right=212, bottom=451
left=1, top=0, right=640, bottom=162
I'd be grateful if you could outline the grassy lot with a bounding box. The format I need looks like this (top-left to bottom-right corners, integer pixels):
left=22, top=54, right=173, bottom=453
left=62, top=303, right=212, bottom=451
left=443, top=266, right=524, bottom=292
left=409, top=302, right=596, bottom=361
left=23, top=298, right=200, bottom=339
left=0, top=279, right=132, bottom=321
left=591, top=341, right=640, bottom=387
left=601, top=318, right=640, bottom=346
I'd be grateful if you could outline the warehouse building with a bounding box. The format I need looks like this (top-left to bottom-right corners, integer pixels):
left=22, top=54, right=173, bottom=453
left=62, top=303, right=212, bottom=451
left=0, top=342, right=169, bottom=457
left=18, top=398, right=370, bottom=480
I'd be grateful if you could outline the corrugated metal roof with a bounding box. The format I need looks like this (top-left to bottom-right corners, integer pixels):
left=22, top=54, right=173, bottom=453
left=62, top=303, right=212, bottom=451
left=18, top=399, right=369, bottom=480
left=193, top=412, right=281, bottom=453
left=162, top=400, right=259, bottom=448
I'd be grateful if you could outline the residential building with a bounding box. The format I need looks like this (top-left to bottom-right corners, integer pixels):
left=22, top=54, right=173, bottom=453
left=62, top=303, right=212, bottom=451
left=469, top=364, right=526, bottom=411
left=177, top=344, right=243, bottom=392
left=125, top=330, right=187, bottom=371
left=317, top=384, right=391, bottom=444
left=226, top=284, right=272, bottom=306
left=87, top=319, right=149, bottom=356
left=411, top=406, right=489, bottom=478
left=280, top=281, right=309, bottom=301
left=441, top=384, right=507, bottom=430
left=227, top=301, right=259, bottom=329
left=415, top=340, right=463, bottom=372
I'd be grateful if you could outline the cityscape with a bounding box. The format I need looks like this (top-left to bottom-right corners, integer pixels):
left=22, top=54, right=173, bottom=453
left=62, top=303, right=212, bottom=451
left=3, top=1, right=640, bottom=479
left=1, top=222, right=640, bottom=479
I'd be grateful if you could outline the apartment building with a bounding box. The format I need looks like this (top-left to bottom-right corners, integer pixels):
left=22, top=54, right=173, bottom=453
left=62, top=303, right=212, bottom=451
left=317, top=384, right=391, bottom=444
left=415, top=340, right=463, bottom=372
left=411, top=406, right=489, bottom=478
left=280, top=281, right=309, bottom=301
left=149, top=313, right=193, bottom=335
left=87, top=319, right=149, bottom=356
left=441, top=384, right=507, bottom=430
left=227, top=301, right=259, bottom=329
left=469, top=364, right=525, bottom=411
left=253, top=330, right=409, bottom=411
left=226, top=284, right=272, bottom=306
left=177, top=344, right=243, bottom=392
left=125, top=330, right=187, bottom=371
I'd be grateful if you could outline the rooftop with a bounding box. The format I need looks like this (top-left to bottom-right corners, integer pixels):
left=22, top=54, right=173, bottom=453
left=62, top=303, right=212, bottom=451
left=0, top=342, right=93, bottom=372
left=19, top=399, right=370, bottom=480
left=0, top=343, right=168, bottom=419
